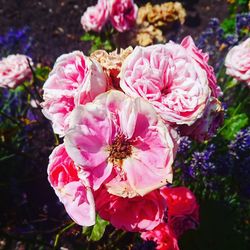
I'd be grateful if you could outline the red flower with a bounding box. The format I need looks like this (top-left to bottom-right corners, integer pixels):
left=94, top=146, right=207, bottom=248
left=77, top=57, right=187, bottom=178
left=161, top=186, right=199, bottom=238
left=141, top=223, right=179, bottom=250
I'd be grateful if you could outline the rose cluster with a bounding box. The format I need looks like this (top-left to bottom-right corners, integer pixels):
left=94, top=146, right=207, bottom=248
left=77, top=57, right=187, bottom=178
left=42, top=36, right=222, bottom=248
left=81, top=0, right=138, bottom=33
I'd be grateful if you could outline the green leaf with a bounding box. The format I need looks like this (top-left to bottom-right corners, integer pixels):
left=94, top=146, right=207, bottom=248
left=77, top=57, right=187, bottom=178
left=35, top=66, right=51, bottom=81
left=238, top=0, right=248, bottom=5
left=81, top=32, right=96, bottom=41
left=220, top=113, right=248, bottom=140
left=103, top=40, right=113, bottom=51
left=82, top=225, right=93, bottom=236
left=221, top=17, right=236, bottom=34
left=89, top=215, right=109, bottom=241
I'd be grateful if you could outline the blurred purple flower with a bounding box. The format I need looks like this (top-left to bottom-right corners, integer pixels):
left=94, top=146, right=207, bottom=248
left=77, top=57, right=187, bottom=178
left=229, top=127, right=250, bottom=159
left=0, top=27, right=33, bottom=58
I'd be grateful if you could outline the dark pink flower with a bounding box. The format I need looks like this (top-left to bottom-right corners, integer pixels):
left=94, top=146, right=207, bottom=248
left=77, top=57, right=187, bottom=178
left=160, top=186, right=199, bottom=238
left=160, top=186, right=199, bottom=217
left=95, top=186, right=166, bottom=232
left=109, top=0, right=138, bottom=32
left=141, top=223, right=179, bottom=250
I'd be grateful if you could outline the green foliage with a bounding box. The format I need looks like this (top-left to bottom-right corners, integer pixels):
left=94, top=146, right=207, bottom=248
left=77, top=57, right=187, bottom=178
left=81, top=32, right=114, bottom=54
left=238, top=0, right=248, bottom=5
left=88, top=215, right=109, bottom=241
left=221, top=17, right=236, bottom=34
left=35, top=66, right=51, bottom=81
left=221, top=113, right=248, bottom=140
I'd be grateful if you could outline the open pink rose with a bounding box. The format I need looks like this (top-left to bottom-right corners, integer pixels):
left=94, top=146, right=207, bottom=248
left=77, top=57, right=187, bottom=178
left=0, top=54, right=33, bottom=88
left=225, top=38, right=250, bottom=86
left=141, top=223, right=179, bottom=250
left=109, top=0, right=138, bottom=32
left=42, top=51, right=107, bottom=135
left=95, top=187, right=165, bottom=232
left=47, top=144, right=95, bottom=226
left=181, top=36, right=222, bottom=97
left=81, top=0, right=109, bottom=32
left=65, top=90, right=178, bottom=197
left=120, top=41, right=211, bottom=126
left=180, top=97, right=223, bottom=142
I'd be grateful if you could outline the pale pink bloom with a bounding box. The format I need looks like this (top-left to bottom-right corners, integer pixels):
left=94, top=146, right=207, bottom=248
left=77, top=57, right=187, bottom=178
left=47, top=144, right=95, bottom=226
left=0, top=54, right=33, bottom=88
left=81, top=0, right=109, bottom=32
left=95, top=186, right=166, bottom=232
left=225, top=38, right=250, bottom=86
left=65, top=90, right=178, bottom=197
left=41, top=51, right=107, bottom=135
left=180, top=97, right=223, bottom=142
left=120, top=42, right=211, bottom=126
left=181, top=36, right=222, bottom=97
left=141, top=223, right=179, bottom=250
left=109, top=0, right=138, bottom=32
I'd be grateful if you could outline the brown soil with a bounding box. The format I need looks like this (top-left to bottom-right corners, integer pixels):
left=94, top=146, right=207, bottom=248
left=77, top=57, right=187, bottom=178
left=0, top=0, right=229, bottom=65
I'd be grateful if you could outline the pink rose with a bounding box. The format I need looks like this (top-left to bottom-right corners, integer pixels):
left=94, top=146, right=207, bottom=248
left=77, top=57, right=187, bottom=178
left=120, top=42, right=211, bottom=126
left=109, top=0, right=138, bottom=32
left=0, top=54, right=33, bottom=88
left=180, top=97, right=224, bottom=142
left=95, top=187, right=166, bottom=232
left=47, top=144, right=96, bottom=226
left=141, top=223, right=179, bottom=250
left=65, top=90, right=178, bottom=197
left=181, top=36, right=222, bottom=97
left=81, top=0, right=109, bottom=32
left=225, top=38, right=250, bottom=86
left=160, top=186, right=199, bottom=217
left=42, top=51, right=107, bottom=135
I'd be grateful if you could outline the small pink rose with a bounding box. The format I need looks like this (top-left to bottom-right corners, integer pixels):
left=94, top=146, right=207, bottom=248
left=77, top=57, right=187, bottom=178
left=120, top=42, right=211, bottom=126
left=95, top=187, right=166, bottom=232
left=0, top=54, right=33, bottom=89
left=141, top=223, right=179, bottom=250
left=109, top=0, right=138, bottom=32
left=225, top=38, right=250, bottom=86
left=81, top=0, right=109, bottom=32
left=47, top=144, right=95, bottom=226
left=41, top=50, right=107, bottom=135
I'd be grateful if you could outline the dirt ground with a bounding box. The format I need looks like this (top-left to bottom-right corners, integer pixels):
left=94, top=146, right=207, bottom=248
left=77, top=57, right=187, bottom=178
left=0, top=0, right=229, bottom=65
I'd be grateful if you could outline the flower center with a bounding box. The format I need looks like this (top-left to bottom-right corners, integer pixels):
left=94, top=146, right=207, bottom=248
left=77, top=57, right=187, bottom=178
left=109, top=133, right=132, bottom=164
